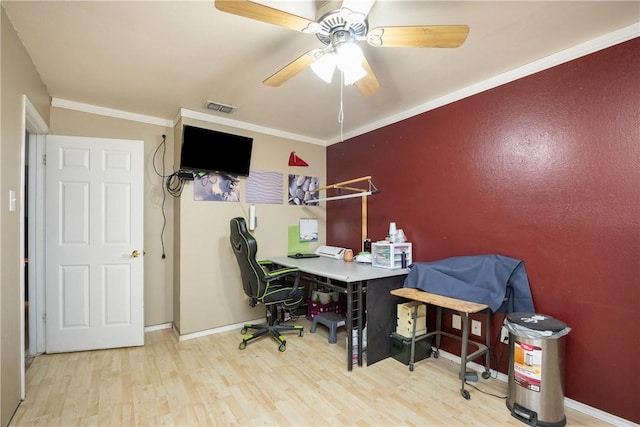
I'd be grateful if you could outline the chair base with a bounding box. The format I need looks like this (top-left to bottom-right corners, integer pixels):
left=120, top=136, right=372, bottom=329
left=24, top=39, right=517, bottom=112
left=239, top=322, right=304, bottom=352
left=239, top=305, right=304, bottom=352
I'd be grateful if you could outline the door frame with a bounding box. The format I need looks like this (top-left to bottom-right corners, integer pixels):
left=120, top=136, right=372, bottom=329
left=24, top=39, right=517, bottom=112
left=22, top=95, right=49, bottom=399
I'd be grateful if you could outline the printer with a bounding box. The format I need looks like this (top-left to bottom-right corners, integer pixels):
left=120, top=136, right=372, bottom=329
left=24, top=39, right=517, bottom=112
left=314, top=245, right=346, bottom=260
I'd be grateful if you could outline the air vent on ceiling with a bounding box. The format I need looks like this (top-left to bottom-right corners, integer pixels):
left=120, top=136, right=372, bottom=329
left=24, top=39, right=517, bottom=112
left=205, top=100, right=236, bottom=114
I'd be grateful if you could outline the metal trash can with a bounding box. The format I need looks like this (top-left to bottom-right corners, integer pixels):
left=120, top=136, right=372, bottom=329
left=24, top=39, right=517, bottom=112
left=504, top=313, right=571, bottom=427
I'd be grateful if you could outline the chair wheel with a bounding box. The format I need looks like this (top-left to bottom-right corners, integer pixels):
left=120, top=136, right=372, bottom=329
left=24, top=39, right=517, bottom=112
left=409, top=363, right=414, bottom=372
left=482, top=370, right=491, bottom=379
left=241, top=328, right=248, bottom=335
left=461, top=389, right=470, bottom=400
left=278, top=343, right=286, bottom=352
left=239, top=342, right=247, bottom=350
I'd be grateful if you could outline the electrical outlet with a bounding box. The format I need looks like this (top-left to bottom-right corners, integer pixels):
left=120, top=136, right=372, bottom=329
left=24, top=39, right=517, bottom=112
left=452, top=314, right=461, bottom=330
left=471, top=320, right=481, bottom=336
left=500, top=326, right=510, bottom=344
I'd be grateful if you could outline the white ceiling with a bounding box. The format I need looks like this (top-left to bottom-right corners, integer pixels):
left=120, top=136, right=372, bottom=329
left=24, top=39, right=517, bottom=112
left=4, top=1, right=639, bottom=144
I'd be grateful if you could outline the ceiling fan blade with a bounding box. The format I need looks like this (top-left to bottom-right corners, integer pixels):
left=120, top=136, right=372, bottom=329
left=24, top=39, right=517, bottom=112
left=355, top=57, right=380, bottom=96
left=215, top=0, right=316, bottom=33
left=263, top=51, right=319, bottom=87
left=340, top=0, right=376, bottom=23
left=367, top=25, right=469, bottom=48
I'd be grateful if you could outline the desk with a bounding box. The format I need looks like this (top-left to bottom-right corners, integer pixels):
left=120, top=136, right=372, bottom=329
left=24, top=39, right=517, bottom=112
left=270, top=256, right=409, bottom=370
left=390, top=287, right=492, bottom=400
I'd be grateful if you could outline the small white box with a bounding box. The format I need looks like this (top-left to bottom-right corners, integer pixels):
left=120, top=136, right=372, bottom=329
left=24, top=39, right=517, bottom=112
left=397, top=301, right=426, bottom=319
left=396, top=301, right=427, bottom=338
left=396, top=317, right=427, bottom=338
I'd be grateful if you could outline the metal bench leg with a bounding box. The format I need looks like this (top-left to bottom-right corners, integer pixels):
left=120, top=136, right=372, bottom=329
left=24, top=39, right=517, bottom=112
left=408, top=304, right=418, bottom=371
left=460, top=313, right=471, bottom=400
left=435, top=306, right=443, bottom=350
left=484, top=309, right=491, bottom=376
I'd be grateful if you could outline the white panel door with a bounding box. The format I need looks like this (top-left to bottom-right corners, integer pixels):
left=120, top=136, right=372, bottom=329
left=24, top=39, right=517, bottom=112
left=45, top=135, right=144, bottom=353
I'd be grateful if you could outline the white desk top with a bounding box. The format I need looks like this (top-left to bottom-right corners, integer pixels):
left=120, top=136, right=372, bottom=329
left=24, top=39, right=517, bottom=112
left=269, top=256, right=410, bottom=283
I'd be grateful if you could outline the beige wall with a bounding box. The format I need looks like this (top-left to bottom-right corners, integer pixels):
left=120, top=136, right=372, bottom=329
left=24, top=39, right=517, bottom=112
left=1, top=7, right=50, bottom=426
left=174, top=117, right=326, bottom=335
left=1, top=6, right=326, bottom=423
left=49, top=107, right=175, bottom=328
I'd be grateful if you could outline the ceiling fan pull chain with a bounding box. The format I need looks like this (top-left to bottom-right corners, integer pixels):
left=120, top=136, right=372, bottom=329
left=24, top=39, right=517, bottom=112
left=338, top=72, right=345, bottom=142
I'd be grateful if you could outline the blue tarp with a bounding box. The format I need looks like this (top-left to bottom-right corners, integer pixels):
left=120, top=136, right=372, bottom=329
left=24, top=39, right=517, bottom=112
left=403, top=254, right=535, bottom=313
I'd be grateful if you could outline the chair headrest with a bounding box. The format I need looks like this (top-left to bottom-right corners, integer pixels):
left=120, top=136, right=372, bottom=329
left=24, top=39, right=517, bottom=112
left=231, top=217, right=248, bottom=233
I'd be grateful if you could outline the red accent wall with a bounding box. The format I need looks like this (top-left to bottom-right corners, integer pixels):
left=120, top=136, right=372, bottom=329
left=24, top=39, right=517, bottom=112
left=327, top=38, right=639, bottom=422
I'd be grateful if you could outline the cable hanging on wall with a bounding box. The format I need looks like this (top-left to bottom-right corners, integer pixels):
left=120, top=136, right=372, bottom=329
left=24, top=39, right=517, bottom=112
left=152, top=134, right=173, bottom=259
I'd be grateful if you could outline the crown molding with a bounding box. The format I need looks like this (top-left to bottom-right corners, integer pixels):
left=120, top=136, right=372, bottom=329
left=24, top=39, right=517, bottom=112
left=177, top=108, right=327, bottom=146
left=51, top=98, right=174, bottom=127
left=330, top=23, right=640, bottom=145
left=24, top=95, right=50, bottom=134
left=49, top=24, right=638, bottom=146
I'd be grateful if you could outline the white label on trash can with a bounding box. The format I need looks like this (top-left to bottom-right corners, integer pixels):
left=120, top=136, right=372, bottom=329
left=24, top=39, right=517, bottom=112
left=514, top=341, right=542, bottom=392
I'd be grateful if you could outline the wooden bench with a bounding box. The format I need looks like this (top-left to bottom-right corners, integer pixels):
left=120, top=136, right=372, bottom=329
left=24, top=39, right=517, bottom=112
left=390, top=287, right=492, bottom=400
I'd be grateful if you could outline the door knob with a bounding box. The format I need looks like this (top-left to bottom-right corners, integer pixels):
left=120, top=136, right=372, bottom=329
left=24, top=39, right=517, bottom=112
left=131, top=250, right=141, bottom=258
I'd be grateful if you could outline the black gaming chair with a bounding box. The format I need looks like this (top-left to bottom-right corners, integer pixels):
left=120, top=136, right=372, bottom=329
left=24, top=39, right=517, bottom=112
left=229, top=217, right=304, bottom=351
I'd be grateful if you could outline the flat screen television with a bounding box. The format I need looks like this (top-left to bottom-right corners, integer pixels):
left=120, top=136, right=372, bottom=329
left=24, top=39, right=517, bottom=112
left=179, top=125, right=253, bottom=176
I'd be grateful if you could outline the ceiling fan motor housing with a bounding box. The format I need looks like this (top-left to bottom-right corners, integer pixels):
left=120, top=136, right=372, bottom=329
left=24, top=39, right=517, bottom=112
left=315, top=7, right=368, bottom=47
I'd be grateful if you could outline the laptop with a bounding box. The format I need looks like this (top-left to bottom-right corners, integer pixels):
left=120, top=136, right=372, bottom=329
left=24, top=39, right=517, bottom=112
left=288, top=253, right=320, bottom=259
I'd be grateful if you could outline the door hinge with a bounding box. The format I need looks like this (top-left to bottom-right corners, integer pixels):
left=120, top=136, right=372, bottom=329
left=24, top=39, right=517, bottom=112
left=42, top=313, right=46, bottom=323
left=43, top=154, right=47, bottom=165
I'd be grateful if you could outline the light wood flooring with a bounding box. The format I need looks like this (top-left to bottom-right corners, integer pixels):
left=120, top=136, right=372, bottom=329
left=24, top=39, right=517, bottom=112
left=11, top=317, right=610, bottom=426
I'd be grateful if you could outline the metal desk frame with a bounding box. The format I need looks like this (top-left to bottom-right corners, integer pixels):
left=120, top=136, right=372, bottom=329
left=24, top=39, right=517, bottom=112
left=390, top=287, right=492, bottom=399
left=270, top=256, right=409, bottom=371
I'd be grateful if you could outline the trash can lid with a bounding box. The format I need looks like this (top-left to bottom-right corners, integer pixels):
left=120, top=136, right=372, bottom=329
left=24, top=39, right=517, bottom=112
left=506, top=312, right=567, bottom=332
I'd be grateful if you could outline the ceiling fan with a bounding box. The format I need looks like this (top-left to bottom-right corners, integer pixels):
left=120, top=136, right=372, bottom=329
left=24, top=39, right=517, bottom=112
left=214, top=0, right=469, bottom=96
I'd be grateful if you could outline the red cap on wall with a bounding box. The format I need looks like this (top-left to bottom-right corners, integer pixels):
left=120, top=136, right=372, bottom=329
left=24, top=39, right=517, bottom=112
left=288, top=152, right=309, bottom=167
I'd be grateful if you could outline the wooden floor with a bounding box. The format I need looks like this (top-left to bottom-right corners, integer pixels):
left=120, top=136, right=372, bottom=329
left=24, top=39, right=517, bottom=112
left=11, top=317, right=610, bottom=426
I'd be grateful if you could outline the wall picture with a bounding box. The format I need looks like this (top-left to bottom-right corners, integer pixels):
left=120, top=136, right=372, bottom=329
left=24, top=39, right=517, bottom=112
left=299, top=218, right=319, bottom=242
left=194, top=172, right=240, bottom=202
left=246, top=170, right=283, bottom=204
left=288, top=174, right=319, bottom=206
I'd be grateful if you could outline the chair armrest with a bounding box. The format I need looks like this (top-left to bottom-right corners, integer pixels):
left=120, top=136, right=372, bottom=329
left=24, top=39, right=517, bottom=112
left=265, top=266, right=300, bottom=280
left=258, top=260, right=273, bottom=268
left=264, top=266, right=301, bottom=296
left=258, top=260, right=298, bottom=279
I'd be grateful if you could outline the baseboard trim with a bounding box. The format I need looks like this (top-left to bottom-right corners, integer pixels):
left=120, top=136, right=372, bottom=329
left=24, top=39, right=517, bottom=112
left=562, top=399, right=638, bottom=427
left=436, top=349, right=637, bottom=426
left=144, top=323, right=172, bottom=333
left=175, top=318, right=266, bottom=342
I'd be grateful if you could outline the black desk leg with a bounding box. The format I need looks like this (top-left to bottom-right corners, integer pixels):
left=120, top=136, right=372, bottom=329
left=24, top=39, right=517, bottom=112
left=357, top=281, right=364, bottom=367
left=346, top=282, right=353, bottom=371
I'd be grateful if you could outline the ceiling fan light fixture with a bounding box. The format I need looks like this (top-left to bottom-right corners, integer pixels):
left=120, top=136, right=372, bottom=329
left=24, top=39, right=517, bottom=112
left=335, top=42, right=366, bottom=85
left=342, top=65, right=367, bottom=85
left=310, top=53, right=337, bottom=83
